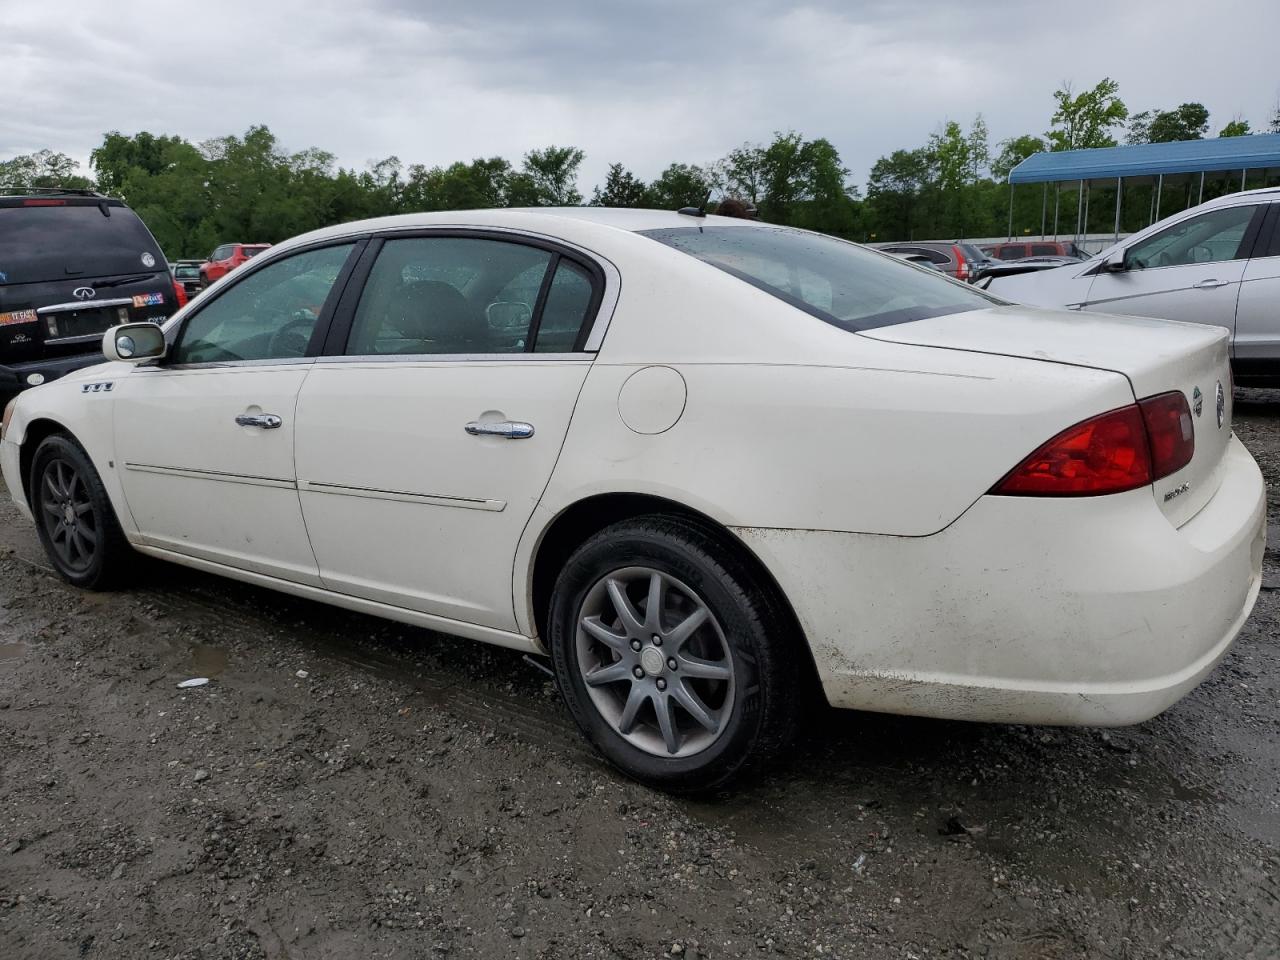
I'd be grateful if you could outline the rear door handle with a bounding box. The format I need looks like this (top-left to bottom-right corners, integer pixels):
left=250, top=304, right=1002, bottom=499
left=465, top=420, right=535, bottom=439
left=235, top=413, right=283, bottom=429
left=1193, top=279, right=1229, bottom=289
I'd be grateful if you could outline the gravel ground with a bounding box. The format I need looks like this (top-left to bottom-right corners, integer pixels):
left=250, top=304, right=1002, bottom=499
left=2, top=398, right=1279, bottom=959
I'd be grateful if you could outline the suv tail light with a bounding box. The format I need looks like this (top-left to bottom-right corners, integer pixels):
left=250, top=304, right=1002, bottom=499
left=951, top=245, right=969, bottom=281
left=172, top=278, right=188, bottom=309
left=991, top=393, right=1195, bottom=497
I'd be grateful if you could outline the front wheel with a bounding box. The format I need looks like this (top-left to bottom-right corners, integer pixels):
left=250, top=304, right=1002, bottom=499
left=30, top=434, right=133, bottom=590
left=548, top=516, right=800, bottom=792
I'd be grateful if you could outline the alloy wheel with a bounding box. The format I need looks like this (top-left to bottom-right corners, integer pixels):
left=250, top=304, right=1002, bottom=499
left=38, top=458, right=98, bottom=573
left=575, top=566, right=735, bottom=758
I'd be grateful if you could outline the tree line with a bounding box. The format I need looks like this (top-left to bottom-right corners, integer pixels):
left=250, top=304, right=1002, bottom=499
left=3, top=79, right=1278, bottom=257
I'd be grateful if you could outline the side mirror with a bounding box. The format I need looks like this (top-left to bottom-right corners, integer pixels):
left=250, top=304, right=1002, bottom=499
left=103, top=323, right=167, bottom=363
left=1103, top=249, right=1128, bottom=272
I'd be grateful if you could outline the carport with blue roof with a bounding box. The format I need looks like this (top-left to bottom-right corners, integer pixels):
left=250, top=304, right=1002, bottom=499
left=1005, top=133, right=1280, bottom=245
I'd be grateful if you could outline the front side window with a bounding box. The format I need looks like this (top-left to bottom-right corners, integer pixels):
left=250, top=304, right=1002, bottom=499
left=346, top=236, right=598, bottom=355
left=172, top=244, right=354, bottom=363
left=1127, top=204, right=1258, bottom=269
left=643, top=226, right=999, bottom=332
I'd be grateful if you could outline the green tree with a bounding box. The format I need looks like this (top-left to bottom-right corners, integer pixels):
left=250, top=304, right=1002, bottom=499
left=511, top=146, right=584, bottom=206
left=1047, top=78, right=1128, bottom=151
left=0, top=149, right=92, bottom=189
left=1219, top=118, right=1252, bottom=137
left=723, top=142, right=768, bottom=204
left=991, top=134, right=1046, bottom=180
left=402, top=157, right=513, bottom=211
left=591, top=163, right=649, bottom=207
left=1127, top=103, right=1209, bottom=144
left=865, top=148, right=931, bottom=240
left=647, top=163, right=711, bottom=210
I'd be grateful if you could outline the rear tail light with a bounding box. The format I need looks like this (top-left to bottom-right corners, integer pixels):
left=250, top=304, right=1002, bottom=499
left=992, top=393, right=1195, bottom=497
left=952, top=245, right=969, bottom=280
left=172, top=278, right=188, bottom=309
left=1138, top=391, right=1194, bottom=478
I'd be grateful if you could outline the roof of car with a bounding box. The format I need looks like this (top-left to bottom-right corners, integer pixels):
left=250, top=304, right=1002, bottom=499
left=272, top=207, right=760, bottom=257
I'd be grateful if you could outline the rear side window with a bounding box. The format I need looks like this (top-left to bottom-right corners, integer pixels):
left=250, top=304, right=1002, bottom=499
left=0, top=202, right=164, bottom=285
left=534, top=259, right=595, bottom=352
left=1031, top=244, right=1059, bottom=256
left=643, top=226, right=999, bottom=332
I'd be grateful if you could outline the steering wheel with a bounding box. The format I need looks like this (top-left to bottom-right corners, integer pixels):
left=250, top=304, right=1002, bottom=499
left=268, top=315, right=316, bottom=358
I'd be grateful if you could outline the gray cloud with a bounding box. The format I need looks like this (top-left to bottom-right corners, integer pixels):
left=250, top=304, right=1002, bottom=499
left=2, top=0, right=1277, bottom=195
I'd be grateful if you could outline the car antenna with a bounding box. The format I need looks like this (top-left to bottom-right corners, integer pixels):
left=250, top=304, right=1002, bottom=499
left=676, top=205, right=706, bottom=218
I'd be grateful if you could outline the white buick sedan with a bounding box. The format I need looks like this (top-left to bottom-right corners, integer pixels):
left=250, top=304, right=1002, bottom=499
left=0, top=208, right=1265, bottom=791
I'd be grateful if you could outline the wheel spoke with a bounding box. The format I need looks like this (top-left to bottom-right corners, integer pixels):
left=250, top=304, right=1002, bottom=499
left=606, top=578, right=644, bottom=635
left=644, top=572, right=665, bottom=631
left=75, top=524, right=98, bottom=547
left=671, top=682, right=719, bottom=731
left=654, top=694, right=681, bottom=754
left=666, top=605, right=709, bottom=651
left=73, top=500, right=93, bottom=517
left=676, top=653, right=731, bottom=681
left=42, top=501, right=62, bottom=518
left=71, top=529, right=92, bottom=562
left=44, top=472, right=62, bottom=501
left=56, top=462, right=71, bottom=498
left=617, top=684, right=648, bottom=735
left=583, top=660, right=633, bottom=687
left=581, top=615, right=631, bottom=655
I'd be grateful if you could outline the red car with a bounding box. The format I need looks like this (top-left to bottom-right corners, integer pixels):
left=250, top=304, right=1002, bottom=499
left=199, top=242, right=271, bottom=287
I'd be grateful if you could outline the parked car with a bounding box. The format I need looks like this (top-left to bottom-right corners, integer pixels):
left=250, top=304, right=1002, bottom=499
left=979, top=255, right=1092, bottom=280
left=173, top=259, right=205, bottom=298
left=1, top=208, right=1262, bottom=791
left=988, top=188, right=1280, bottom=386
left=883, top=251, right=940, bottom=270
left=982, top=240, right=1084, bottom=261
left=875, top=241, right=995, bottom=282
left=199, top=242, right=271, bottom=288
left=0, top=189, right=182, bottom=402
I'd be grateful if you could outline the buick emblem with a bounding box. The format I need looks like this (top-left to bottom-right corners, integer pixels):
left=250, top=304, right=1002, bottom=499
left=1215, top=381, right=1225, bottom=429
left=72, top=286, right=96, bottom=300
left=1192, top=386, right=1203, bottom=417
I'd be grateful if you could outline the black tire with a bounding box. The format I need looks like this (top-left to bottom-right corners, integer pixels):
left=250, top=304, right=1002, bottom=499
left=548, top=515, right=800, bottom=793
left=29, top=433, right=133, bottom=590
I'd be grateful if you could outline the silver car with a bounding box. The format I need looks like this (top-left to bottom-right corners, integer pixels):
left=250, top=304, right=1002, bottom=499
left=987, top=188, right=1280, bottom=386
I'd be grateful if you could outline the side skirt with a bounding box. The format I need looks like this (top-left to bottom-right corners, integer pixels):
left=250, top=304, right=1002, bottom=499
left=132, top=543, right=543, bottom=655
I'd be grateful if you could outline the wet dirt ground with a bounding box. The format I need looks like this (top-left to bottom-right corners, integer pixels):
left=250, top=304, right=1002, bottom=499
left=2, top=400, right=1279, bottom=960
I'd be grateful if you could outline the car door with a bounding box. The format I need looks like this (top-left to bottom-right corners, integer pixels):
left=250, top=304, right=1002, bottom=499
left=113, top=240, right=361, bottom=583
left=1081, top=203, right=1266, bottom=329
left=293, top=232, right=603, bottom=632
left=1234, top=202, right=1280, bottom=373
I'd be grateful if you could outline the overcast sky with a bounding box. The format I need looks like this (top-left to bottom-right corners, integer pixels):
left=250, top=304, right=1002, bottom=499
left=4, top=0, right=1278, bottom=194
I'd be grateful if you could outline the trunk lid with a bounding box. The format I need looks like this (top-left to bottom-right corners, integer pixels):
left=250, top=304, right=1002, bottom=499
left=862, top=305, right=1234, bottom=527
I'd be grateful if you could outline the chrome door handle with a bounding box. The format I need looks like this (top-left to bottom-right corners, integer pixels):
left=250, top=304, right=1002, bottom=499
left=235, top=413, right=283, bottom=429
left=1193, top=279, right=1229, bottom=289
left=465, top=420, right=535, bottom=439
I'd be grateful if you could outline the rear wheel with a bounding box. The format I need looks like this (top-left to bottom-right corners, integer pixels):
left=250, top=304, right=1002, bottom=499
left=548, top=516, right=799, bottom=792
left=30, top=434, right=133, bottom=590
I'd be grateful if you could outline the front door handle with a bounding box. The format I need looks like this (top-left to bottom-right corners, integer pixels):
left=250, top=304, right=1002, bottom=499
left=1193, top=279, right=1229, bottom=289
left=235, top=413, right=283, bottom=429
left=465, top=420, right=535, bottom=439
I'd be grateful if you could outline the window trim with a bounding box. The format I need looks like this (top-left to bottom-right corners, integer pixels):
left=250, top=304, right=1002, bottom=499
left=322, top=228, right=609, bottom=361
left=161, top=238, right=366, bottom=370
left=1253, top=202, right=1280, bottom=261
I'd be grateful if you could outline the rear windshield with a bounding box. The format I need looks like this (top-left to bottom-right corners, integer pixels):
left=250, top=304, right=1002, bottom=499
left=641, top=226, right=999, bottom=331
left=0, top=201, right=164, bottom=285
left=174, top=264, right=201, bottom=279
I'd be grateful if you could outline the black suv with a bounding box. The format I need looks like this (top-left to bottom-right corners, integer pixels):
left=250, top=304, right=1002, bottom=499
left=0, top=189, right=178, bottom=401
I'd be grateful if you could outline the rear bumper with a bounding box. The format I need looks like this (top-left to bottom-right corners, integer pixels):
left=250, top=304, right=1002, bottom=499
left=736, top=434, right=1265, bottom=726
left=0, top=351, right=105, bottom=400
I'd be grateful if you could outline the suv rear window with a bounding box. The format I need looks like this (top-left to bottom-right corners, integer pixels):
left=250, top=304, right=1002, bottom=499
left=642, top=226, right=999, bottom=332
left=0, top=201, right=164, bottom=285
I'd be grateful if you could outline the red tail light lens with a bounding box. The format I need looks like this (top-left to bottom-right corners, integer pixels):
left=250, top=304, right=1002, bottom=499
left=992, top=405, right=1152, bottom=496
left=172, top=279, right=188, bottom=309
left=1139, top=391, right=1194, bottom=479
left=22, top=198, right=66, bottom=206
left=952, top=245, right=968, bottom=280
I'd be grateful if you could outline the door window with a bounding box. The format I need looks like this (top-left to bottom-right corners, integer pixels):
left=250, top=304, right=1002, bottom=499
left=346, top=236, right=599, bottom=356
left=172, top=244, right=354, bottom=363
left=1127, top=205, right=1258, bottom=269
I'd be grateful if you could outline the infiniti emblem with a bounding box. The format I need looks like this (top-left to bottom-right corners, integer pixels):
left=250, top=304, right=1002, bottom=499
left=72, top=286, right=96, bottom=300
left=1216, top=381, right=1225, bottom=429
